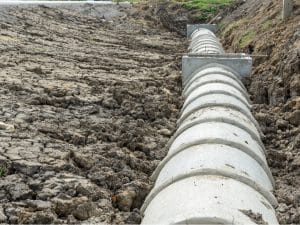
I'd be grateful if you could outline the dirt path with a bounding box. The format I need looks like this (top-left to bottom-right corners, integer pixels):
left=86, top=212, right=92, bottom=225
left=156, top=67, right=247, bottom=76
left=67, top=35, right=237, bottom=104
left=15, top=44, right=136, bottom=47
left=0, top=4, right=184, bottom=224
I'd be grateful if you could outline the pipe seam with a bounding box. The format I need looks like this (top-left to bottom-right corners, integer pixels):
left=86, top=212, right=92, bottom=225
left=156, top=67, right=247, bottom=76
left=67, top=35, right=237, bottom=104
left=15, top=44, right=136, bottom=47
left=183, top=68, right=248, bottom=93
left=189, top=40, right=223, bottom=49
left=179, top=101, right=259, bottom=131
left=151, top=140, right=274, bottom=186
left=183, top=79, right=250, bottom=102
left=183, top=63, right=244, bottom=87
left=168, top=117, right=265, bottom=151
left=182, top=89, right=252, bottom=112
left=141, top=169, right=277, bottom=213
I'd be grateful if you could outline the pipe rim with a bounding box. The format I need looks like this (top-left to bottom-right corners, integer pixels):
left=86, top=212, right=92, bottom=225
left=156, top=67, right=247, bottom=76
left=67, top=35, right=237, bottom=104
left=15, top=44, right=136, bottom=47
left=178, top=102, right=262, bottom=136
left=189, top=38, right=222, bottom=46
left=170, top=216, right=251, bottom=225
left=180, top=93, right=252, bottom=120
left=151, top=140, right=274, bottom=187
left=142, top=170, right=277, bottom=214
left=181, top=90, right=251, bottom=113
left=191, top=32, right=216, bottom=39
left=183, top=78, right=249, bottom=101
left=183, top=69, right=247, bottom=94
left=183, top=63, right=243, bottom=87
left=192, top=46, right=225, bottom=54
left=189, top=40, right=223, bottom=49
left=191, top=30, right=217, bottom=39
left=169, top=117, right=265, bottom=151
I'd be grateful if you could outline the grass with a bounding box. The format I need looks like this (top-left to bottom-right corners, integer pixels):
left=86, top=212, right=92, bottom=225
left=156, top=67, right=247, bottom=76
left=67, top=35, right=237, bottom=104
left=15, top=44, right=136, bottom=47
left=176, top=0, right=234, bottom=21
left=113, top=0, right=234, bottom=20
left=220, top=18, right=257, bottom=49
left=261, top=19, right=274, bottom=32
left=222, top=18, right=247, bottom=37
left=239, top=30, right=256, bottom=48
left=179, top=0, right=233, bottom=10
left=0, top=167, right=6, bottom=177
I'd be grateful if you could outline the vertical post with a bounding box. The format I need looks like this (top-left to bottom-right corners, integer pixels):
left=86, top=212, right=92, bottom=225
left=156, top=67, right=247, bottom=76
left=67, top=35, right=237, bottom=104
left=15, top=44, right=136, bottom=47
left=282, top=0, right=293, bottom=20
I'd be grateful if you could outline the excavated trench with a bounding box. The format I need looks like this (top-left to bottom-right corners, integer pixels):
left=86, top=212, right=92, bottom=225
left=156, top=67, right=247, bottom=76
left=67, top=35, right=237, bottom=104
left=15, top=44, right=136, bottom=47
left=0, top=4, right=185, bottom=224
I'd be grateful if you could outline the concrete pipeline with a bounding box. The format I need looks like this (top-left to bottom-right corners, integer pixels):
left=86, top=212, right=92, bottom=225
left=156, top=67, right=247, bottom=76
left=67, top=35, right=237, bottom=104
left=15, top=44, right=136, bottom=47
left=141, top=25, right=279, bottom=225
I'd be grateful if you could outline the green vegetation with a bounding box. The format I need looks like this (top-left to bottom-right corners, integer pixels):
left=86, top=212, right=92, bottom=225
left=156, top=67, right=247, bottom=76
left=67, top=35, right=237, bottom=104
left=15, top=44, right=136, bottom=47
left=222, top=18, right=247, bottom=37
left=0, top=167, right=6, bottom=177
left=261, top=19, right=275, bottom=32
left=178, top=0, right=233, bottom=20
left=113, top=0, right=235, bottom=20
left=179, top=0, right=233, bottom=10
left=239, top=30, right=256, bottom=48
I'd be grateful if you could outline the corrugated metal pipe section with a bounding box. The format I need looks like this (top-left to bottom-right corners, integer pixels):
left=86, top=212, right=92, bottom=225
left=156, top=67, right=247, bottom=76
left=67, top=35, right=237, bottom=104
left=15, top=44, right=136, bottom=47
left=140, top=26, right=279, bottom=225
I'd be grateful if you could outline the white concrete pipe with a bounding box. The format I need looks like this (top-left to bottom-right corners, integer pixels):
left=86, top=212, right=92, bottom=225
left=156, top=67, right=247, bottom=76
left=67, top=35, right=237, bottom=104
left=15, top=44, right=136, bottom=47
left=154, top=144, right=273, bottom=191
left=142, top=176, right=278, bottom=225
left=183, top=66, right=248, bottom=99
left=141, top=27, right=279, bottom=225
left=183, top=63, right=242, bottom=88
left=169, top=106, right=265, bottom=152
left=182, top=82, right=251, bottom=110
left=189, top=28, right=225, bottom=54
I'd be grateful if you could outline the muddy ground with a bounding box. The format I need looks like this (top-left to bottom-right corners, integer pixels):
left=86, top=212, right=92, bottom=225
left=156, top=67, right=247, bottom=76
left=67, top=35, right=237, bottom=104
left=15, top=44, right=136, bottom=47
left=0, top=4, right=185, bottom=224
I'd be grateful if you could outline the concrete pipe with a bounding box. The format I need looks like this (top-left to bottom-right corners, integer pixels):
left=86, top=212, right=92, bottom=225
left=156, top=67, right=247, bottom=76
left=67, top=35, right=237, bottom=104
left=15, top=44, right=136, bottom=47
left=189, top=39, right=223, bottom=49
left=189, top=28, right=224, bottom=54
left=190, top=30, right=220, bottom=47
left=182, top=71, right=248, bottom=100
left=141, top=27, right=279, bottom=225
left=154, top=144, right=273, bottom=191
left=192, top=45, right=225, bottom=54
left=190, top=41, right=224, bottom=54
left=143, top=144, right=277, bottom=214
left=166, top=122, right=267, bottom=162
left=179, top=93, right=255, bottom=124
left=190, top=35, right=221, bottom=44
left=189, top=43, right=224, bottom=54
left=182, top=63, right=243, bottom=88
left=142, top=176, right=278, bottom=225
left=190, top=28, right=216, bottom=39
left=170, top=106, right=264, bottom=149
left=188, top=39, right=223, bottom=50
left=189, top=38, right=223, bottom=51
left=182, top=82, right=251, bottom=110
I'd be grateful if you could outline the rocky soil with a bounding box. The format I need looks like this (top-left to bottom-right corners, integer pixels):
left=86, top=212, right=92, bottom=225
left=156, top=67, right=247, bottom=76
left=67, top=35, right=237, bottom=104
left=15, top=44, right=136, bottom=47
left=0, top=4, right=184, bottom=224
